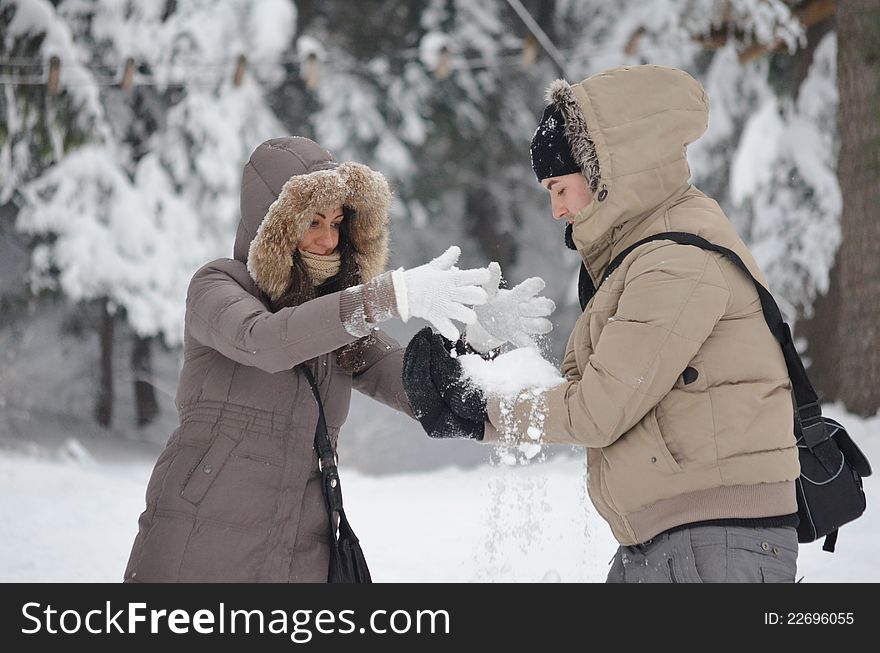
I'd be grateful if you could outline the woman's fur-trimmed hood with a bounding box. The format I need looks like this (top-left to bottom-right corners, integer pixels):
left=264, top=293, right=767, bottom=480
left=236, top=136, right=391, bottom=301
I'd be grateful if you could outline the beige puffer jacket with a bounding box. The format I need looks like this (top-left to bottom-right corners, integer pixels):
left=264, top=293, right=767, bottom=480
left=484, top=66, right=800, bottom=546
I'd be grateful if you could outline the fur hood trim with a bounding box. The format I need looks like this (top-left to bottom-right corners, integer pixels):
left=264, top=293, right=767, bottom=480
left=546, top=78, right=601, bottom=192
left=247, top=162, right=391, bottom=301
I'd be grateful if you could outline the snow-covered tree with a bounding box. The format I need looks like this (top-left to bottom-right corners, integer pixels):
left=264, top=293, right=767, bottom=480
left=1, top=0, right=115, bottom=427
left=0, top=0, right=107, bottom=203
left=726, top=33, right=839, bottom=321
left=6, top=0, right=296, bottom=428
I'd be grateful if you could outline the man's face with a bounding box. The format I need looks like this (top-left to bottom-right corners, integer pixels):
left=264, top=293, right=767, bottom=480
left=541, top=172, right=593, bottom=223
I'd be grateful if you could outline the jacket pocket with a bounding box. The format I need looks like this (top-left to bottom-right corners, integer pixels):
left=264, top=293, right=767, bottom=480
left=672, top=355, right=707, bottom=392
left=180, top=430, right=238, bottom=505
left=647, top=409, right=683, bottom=473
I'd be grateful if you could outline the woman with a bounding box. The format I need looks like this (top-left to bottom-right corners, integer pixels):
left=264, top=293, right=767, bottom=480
left=123, top=136, right=491, bottom=582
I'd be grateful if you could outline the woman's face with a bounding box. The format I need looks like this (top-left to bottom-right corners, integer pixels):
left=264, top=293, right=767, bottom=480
left=298, top=206, right=344, bottom=255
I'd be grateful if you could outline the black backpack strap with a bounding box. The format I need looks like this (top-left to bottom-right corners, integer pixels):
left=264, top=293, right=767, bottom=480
left=593, top=232, right=838, bottom=473
left=578, top=264, right=596, bottom=311
left=822, top=529, right=838, bottom=553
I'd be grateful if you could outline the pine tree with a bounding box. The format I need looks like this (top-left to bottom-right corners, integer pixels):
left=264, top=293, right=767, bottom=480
left=1, top=0, right=111, bottom=428
left=7, top=0, right=295, bottom=429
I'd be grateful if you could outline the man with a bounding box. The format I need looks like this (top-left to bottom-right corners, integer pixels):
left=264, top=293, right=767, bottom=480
left=402, top=65, right=801, bottom=583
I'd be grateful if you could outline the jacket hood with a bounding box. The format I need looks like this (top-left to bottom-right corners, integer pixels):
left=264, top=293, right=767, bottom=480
left=237, top=136, right=392, bottom=301
left=547, top=65, right=709, bottom=277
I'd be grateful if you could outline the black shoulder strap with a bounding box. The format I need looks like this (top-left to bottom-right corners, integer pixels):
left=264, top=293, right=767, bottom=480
left=299, top=363, right=345, bottom=521
left=586, top=232, right=831, bottom=461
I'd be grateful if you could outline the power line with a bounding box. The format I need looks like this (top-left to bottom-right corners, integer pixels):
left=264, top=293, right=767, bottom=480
left=0, top=34, right=711, bottom=90
left=0, top=51, right=699, bottom=89
left=504, top=0, right=571, bottom=78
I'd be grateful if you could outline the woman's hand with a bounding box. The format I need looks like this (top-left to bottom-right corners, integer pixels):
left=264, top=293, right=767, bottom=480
left=392, top=246, right=490, bottom=341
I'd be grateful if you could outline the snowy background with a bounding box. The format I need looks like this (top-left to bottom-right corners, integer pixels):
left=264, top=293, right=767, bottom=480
left=2, top=0, right=878, bottom=582
left=1, top=403, right=877, bottom=582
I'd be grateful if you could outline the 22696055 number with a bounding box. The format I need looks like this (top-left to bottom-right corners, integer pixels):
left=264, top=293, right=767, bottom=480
left=788, top=613, right=853, bottom=625
left=765, top=612, right=854, bottom=625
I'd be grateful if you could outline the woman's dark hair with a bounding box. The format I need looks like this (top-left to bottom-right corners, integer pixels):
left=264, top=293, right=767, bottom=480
left=271, top=206, right=371, bottom=372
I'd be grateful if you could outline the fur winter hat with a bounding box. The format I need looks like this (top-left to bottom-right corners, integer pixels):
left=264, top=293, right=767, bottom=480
left=530, top=80, right=601, bottom=193
left=235, top=137, right=392, bottom=302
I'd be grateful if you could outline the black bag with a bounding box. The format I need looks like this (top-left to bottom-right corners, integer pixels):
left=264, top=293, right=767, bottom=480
left=589, top=232, right=872, bottom=553
left=794, top=414, right=871, bottom=550
left=328, top=509, right=372, bottom=583
left=300, top=364, right=372, bottom=583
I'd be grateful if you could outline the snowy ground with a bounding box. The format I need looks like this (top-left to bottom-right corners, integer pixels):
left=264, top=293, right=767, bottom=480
left=1, top=403, right=877, bottom=583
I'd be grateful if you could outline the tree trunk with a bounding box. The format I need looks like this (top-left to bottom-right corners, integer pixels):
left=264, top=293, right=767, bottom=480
left=798, top=259, right=842, bottom=402
left=792, top=13, right=840, bottom=402
left=835, top=0, right=880, bottom=415
left=132, top=334, right=160, bottom=427
left=94, top=298, right=114, bottom=428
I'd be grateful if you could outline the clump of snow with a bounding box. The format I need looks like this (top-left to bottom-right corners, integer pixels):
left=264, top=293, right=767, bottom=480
left=297, top=34, right=326, bottom=62
left=459, top=347, right=563, bottom=466
left=517, top=442, right=542, bottom=460
left=58, top=438, right=94, bottom=465
left=418, top=32, right=451, bottom=71
left=248, top=0, right=297, bottom=62
left=679, top=0, right=804, bottom=52
left=458, top=347, right=563, bottom=398
left=730, top=97, right=783, bottom=205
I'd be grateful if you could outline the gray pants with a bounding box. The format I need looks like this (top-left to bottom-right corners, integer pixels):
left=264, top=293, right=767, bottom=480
left=606, top=525, right=798, bottom=583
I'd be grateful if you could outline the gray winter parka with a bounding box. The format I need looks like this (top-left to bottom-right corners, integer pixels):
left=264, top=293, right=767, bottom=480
left=124, top=137, right=413, bottom=582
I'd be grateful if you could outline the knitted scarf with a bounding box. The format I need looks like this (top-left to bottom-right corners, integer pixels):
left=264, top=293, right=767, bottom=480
left=300, top=250, right=342, bottom=286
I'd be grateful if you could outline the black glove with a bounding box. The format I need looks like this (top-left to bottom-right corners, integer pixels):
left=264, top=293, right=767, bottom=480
left=402, top=327, right=484, bottom=440
left=427, top=330, right=489, bottom=422
left=441, top=332, right=501, bottom=361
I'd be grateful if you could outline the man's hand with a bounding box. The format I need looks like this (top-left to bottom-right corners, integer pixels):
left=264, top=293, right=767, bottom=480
left=427, top=331, right=489, bottom=422
left=465, top=262, right=555, bottom=353
left=402, top=327, right=485, bottom=440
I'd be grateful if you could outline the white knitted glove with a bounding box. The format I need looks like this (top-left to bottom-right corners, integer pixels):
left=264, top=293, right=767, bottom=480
left=392, top=246, right=490, bottom=341
left=465, top=262, right=555, bottom=353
